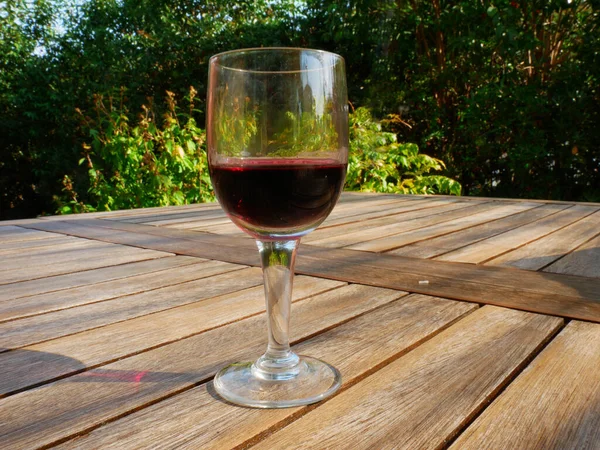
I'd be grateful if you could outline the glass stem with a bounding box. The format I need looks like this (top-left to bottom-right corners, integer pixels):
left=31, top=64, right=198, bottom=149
left=253, top=239, right=301, bottom=380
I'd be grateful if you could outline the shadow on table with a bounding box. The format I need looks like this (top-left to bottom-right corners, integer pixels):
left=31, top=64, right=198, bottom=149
left=0, top=348, right=200, bottom=397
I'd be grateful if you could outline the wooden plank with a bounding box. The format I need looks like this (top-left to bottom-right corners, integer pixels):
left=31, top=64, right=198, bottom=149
left=117, top=207, right=225, bottom=224
left=20, top=219, right=259, bottom=266
left=1, top=239, right=120, bottom=271
left=0, top=234, right=77, bottom=253
left=0, top=245, right=172, bottom=285
left=299, top=198, right=451, bottom=231
left=252, top=306, right=563, bottom=450
left=165, top=216, right=231, bottom=230
left=451, top=320, right=600, bottom=450
left=304, top=199, right=475, bottom=244
left=296, top=246, right=600, bottom=321
left=0, top=259, right=237, bottom=323
left=20, top=219, right=600, bottom=322
left=389, top=203, right=569, bottom=259
left=435, top=204, right=599, bottom=264
left=54, top=295, right=477, bottom=450
left=0, top=283, right=403, bottom=449
left=544, top=232, right=600, bottom=278
left=346, top=202, right=539, bottom=252
left=0, top=275, right=344, bottom=396
left=0, top=255, right=199, bottom=302
left=0, top=264, right=256, bottom=350
left=486, top=210, right=600, bottom=271
left=0, top=226, right=60, bottom=243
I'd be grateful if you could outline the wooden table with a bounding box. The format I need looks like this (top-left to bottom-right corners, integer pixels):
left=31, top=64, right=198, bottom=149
left=1, top=193, right=599, bottom=449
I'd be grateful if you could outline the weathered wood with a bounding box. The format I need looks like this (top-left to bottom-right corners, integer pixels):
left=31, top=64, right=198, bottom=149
left=0, top=283, right=402, bottom=449
left=544, top=232, right=600, bottom=278
left=451, top=320, right=600, bottom=450
left=436, top=204, right=599, bottom=264
left=0, top=264, right=255, bottom=351
left=253, top=306, right=563, bottom=450
left=55, top=295, right=477, bottom=450
left=1, top=239, right=123, bottom=271
left=316, top=197, right=455, bottom=229
left=0, top=255, right=198, bottom=302
left=0, top=234, right=77, bottom=253
left=0, top=275, right=344, bottom=396
left=0, top=226, right=60, bottom=243
left=0, top=259, right=242, bottom=324
left=346, top=202, right=538, bottom=252
left=304, top=199, right=475, bottom=244
left=389, top=203, right=569, bottom=259
left=0, top=245, right=171, bottom=285
left=20, top=219, right=600, bottom=322
left=296, top=246, right=600, bottom=320
left=20, top=219, right=259, bottom=266
left=487, top=210, right=600, bottom=271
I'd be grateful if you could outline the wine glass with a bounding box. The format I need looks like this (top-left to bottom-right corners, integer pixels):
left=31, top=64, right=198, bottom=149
left=207, top=47, right=348, bottom=408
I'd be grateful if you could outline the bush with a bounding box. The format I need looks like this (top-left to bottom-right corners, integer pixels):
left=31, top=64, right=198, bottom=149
left=57, top=101, right=459, bottom=214
left=57, top=88, right=213, bottom=214
left=345, top=108, right=461, bottom=195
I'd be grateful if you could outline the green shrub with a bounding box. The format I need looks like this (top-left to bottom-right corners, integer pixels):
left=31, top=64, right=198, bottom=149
left=57, top=102, right=459, bottom=214
left=57, top=88, right=213, bottom=214
left=345, top=108, right=461, bottom=195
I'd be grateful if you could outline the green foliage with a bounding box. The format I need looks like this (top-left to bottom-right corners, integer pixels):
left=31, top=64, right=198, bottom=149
left=346, top=108, right=461, bottom=195
left=56, top=88, right=213, bottom=214
left=2, top=0, right=599, bottom=219
left=304, top=0, right=600, bottom=201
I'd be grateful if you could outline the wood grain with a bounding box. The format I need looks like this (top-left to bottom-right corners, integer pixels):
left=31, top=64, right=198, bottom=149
left=20, top=219, right=600, bottom=322
left=346, top=202, right=538, bottom=252
left=0, top=283, right=401, bottom=449
left=55, top=295, right=477, bottom=450
left=0, top=264, right=256, bottom=350
left=0, top=258, right=211, bottom=322
left=304, top=199, right=474, bottom=244
left=314, top=197, right=454, bottom=230
left=0, top=234, right=77, bottom=253
left=20, top=219, right=259, bottom=266
left=0, top=245, right=172, bottom=285
left=544, top=232, right=600, bottom=278
left=253, top=306, right=563, bottom=450
left=389, top=203, right=569, bottom=259
left=436, top=204, right=598, bottom=264
left=0, top=255, right=199, bottom=302
left=0, top=275, right=343, bottom=396
left=486, top=210, right=600, bottom=271
left=1, top=239, right=128, bottom=271
left=451, top=320, right=600, bottom=450
left=0, top=226, right=60, bottom=243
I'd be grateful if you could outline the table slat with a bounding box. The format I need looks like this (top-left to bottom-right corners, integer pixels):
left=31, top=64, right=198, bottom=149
left=451, top=320, right=600, bottom=450
left=486, top=210, right=600, bottom=272
left=0, top=255, right=199, bottom=302
left=389, top=203, right=569, bottom=259
left=544, top=232, right=600, bottom=278
left=305, top=199, right=475, bottom=244
left=0, top=246, right=172, bottom=285
left=252, top=306, right=563, bottom=449
left=346, top=202, right=536, bottom=252
left=435, top=204, right=598, bottom=264
left=0, top=262, right=247, bottom=347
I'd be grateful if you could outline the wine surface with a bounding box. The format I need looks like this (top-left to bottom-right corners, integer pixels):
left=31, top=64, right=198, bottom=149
left=210, top=159, right=346, bottom=235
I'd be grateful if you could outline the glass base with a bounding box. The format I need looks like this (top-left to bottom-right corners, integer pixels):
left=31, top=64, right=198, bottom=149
left=213, top=356, right=342, bottom=408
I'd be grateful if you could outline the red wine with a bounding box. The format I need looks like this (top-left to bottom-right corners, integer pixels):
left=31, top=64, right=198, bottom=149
left=210, top=159, right=346, bottom=235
